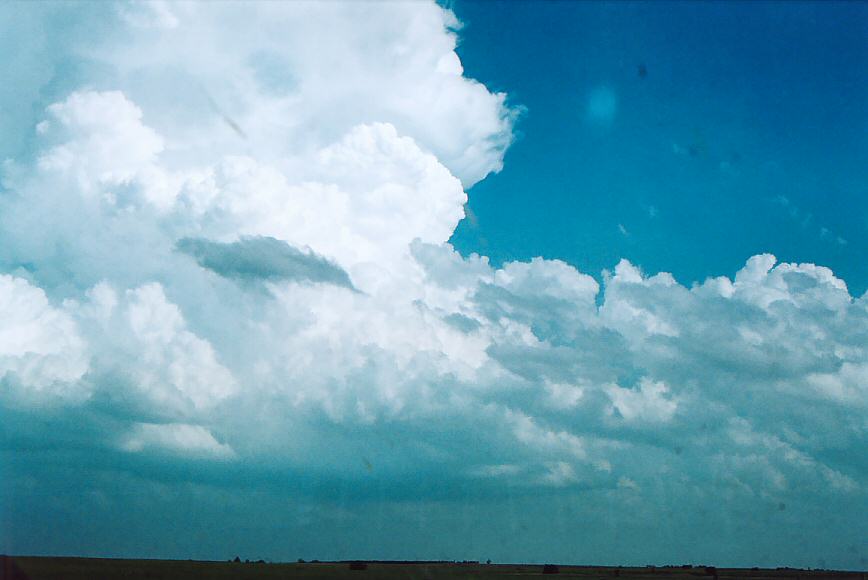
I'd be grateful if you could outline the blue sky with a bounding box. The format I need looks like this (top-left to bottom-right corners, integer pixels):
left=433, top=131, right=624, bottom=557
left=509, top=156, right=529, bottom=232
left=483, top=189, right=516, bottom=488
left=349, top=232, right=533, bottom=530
left=0, top=1, right=866, bottom=570
left=450, top=1, right=868, bottom=294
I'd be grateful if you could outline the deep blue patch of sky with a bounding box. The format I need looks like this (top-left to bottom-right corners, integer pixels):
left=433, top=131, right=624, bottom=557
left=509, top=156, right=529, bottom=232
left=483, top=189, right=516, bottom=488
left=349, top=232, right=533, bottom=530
left=448, top=1, right=868, bottom=295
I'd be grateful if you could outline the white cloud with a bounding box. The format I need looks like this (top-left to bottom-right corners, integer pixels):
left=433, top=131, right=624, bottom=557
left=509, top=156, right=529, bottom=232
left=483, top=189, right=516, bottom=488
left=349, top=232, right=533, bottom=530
left=121, top=283, right=237, bottom=413
left=539, top=461, right=580, bottom=487
left=85, top=2, right=516, bottom=189
left=0, top=1, right=865, bottom=568
left=0, top=275, right=88, bottom=399
left=72, top=282, right=236, bottom=418
left=468, top=463, right=523, bottom=479
left=118, top=1, right=180, bottom=30
left=183, top=122, right=468, bottom=275
left=4, top=81, right=866, bottom=503
left=120, top=422, right=235, bottom=458
left=507, top=408, right=588, bottom=460
left=606, top=378, right=678, bottom=423
left=543, top=381, right=585, bottom=409
left=37, top=90, right=175, bottom=210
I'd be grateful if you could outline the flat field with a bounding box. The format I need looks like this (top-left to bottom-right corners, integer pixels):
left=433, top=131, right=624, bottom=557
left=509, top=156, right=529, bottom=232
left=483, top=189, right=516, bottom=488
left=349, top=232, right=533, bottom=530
left=3, top=556, right=864, bottom=580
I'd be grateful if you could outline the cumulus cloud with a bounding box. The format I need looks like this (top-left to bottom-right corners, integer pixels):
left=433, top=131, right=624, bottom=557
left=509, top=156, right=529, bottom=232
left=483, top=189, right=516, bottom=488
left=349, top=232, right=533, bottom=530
left=0, top=275, right=88, bottom=400
left=112, top=283, right=237, bottom=415
left=0, top=0, right=865, bottom=568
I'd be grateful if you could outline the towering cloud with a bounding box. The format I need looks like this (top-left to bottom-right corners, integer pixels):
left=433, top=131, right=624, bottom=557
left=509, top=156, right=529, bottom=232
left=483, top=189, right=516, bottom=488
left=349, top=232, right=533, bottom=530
left=0, top=1, right=864, bottom=569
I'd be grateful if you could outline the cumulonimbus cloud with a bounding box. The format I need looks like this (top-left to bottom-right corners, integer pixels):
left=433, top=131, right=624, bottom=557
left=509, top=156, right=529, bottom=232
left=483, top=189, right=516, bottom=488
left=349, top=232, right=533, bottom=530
left=0, top=0, right=865, bottom=568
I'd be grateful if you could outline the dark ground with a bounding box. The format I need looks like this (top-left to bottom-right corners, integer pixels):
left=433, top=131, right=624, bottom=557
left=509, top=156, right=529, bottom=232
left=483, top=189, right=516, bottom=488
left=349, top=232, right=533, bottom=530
left=2, top=556, right=865, bottom=580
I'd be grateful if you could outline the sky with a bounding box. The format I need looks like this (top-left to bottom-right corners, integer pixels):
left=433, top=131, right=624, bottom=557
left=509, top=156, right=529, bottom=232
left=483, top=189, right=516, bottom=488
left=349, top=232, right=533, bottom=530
left=449, top=1, right=868, bottom=295
left=0, top=0, right=866, bottom=570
